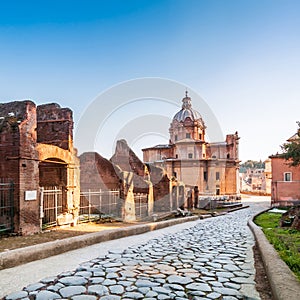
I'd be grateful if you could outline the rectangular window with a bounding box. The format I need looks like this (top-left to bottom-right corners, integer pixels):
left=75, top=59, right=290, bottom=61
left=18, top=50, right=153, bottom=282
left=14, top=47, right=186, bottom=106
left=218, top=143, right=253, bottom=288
left=186, top=133, right=191, bottom=138
left=284, top=172, right=292, bottom=182
left=203, top=171, right=207, bottom=181
left=188, top=153, right=193, bottom=159
left=175, top=135, right=178, bottom=141
left=216, top=172, right=220, bottom=180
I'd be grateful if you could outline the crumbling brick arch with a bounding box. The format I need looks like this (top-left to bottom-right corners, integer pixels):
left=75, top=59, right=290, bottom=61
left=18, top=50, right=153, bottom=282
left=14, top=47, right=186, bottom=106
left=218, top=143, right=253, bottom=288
left=37, top=143, right=76, bottom=164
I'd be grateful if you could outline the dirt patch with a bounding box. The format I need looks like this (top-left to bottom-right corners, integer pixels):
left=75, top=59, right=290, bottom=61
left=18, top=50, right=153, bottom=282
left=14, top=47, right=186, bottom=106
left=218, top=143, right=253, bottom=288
left=0, top=222, right=134, bottom=252
left=253, top=244, right=273, bottom=300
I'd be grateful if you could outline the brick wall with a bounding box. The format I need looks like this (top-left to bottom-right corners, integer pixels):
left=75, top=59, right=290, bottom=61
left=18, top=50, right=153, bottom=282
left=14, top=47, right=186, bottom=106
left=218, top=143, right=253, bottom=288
left=80, top=152, right=121, bottom=191
left=111, top=139, right=147, bottom=177
left=111, top=139, right=152, bottom=193
left=0, top=101, right=40, bottom=235
left=0, top=100, right=79, bottom=235
left=39, top=161, right=67, bottom=187
left=37, top=103, right=73, bottom=150
left=18, top=102, right=40, bottom=235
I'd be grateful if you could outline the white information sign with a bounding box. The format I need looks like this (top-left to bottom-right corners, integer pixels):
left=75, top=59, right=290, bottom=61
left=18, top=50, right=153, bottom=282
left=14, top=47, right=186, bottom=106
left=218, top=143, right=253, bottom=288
left=25, top=190, right=37, bottom=201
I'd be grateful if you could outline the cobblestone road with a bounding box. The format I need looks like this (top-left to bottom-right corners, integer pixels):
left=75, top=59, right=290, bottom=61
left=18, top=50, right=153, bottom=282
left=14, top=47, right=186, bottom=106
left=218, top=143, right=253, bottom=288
left=3, top=202, right=268, bottom=300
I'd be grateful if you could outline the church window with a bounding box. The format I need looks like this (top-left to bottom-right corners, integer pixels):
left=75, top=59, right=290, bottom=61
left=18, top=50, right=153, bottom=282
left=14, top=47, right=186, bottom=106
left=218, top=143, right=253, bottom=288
left=186, top=133, right=191, bottom=138
left=175, top=135, right=178, bottom=141
left=203, top=171, right=207, bottom=181
left=188, top=153, right=193, bottom=159
left=284, top=172, right=292, bottom=182
left=216, top=172, right=220, bottom=180
left=199, top=133, right=202, bottom=140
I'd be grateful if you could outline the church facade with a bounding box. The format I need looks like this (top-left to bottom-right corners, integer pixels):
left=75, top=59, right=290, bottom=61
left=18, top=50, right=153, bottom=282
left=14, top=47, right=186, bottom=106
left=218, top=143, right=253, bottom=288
left=142, top=93, right=240, bottom=198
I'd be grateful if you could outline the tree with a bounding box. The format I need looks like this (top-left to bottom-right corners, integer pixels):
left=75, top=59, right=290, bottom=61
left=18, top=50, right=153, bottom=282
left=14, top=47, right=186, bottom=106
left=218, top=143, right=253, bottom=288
left=239, top=160, right=265, bottom=173
left=281, top=121, right=300, bottom=167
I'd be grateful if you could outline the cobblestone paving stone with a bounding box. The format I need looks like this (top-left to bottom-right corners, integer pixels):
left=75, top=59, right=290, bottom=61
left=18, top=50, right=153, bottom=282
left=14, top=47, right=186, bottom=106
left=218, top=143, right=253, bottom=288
left=3, top=207, right=263, bottom=300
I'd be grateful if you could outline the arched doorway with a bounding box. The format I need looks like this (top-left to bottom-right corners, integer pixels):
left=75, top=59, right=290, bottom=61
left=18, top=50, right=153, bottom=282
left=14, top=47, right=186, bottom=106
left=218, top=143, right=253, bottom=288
left=39, top=158, right=68, bottom=227
left=36, top=143, right=80, bottom=228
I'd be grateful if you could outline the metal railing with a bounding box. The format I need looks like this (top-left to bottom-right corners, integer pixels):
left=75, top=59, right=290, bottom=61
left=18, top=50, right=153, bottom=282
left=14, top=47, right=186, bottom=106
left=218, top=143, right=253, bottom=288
left=79, top=189, right=121, bottom=222
left=40, top=186, right=63, bottom=228
left=134, top=193, right=148, bottom=219
left=0, top=179, right=14, bottom=234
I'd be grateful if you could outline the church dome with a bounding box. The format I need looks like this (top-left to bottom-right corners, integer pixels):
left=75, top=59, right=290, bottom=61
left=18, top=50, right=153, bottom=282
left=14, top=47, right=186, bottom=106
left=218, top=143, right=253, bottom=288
left=173, top=92, right=204, bottom=124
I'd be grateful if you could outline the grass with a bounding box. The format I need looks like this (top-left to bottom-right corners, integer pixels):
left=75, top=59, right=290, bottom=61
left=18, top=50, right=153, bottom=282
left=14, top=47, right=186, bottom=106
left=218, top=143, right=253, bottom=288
left=254, top=212, right=300, bottom=281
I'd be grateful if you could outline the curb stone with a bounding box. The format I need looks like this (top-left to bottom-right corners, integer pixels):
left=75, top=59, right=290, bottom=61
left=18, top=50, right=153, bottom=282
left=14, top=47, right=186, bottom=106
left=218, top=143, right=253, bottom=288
left=248, top=210, right=300, bottom=300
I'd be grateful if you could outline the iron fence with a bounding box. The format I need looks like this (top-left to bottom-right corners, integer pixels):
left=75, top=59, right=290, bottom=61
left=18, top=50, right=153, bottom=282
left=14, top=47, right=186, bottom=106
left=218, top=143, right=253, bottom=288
left=134, top=193, right=148, bottom=219
left=0, top=179, right=14, bottom=234
left=40, top=186, right=63, bottom=228
left=79, top=189, right=121, bottom=222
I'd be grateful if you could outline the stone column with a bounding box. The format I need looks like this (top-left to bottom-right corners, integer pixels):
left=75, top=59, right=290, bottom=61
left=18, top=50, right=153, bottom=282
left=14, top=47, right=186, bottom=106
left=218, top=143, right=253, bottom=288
left=147, top=181, right=154, bottom=216
left=66, top=160, right=80, bottom=225
left=121, top=171, right=136, bottom=222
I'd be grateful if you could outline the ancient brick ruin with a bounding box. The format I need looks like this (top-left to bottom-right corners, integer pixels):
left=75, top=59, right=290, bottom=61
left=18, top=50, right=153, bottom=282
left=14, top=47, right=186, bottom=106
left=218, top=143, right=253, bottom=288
left=0, top=98, right=182, bottom=235
left=80, top=140, right=184, bottom=221
left=0, top=101, right=79, bottom=235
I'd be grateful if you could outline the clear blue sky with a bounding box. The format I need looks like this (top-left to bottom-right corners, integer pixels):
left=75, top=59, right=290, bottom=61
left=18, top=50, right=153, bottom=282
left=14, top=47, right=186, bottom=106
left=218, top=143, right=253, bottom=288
left=1, top=0, right=300, bottom=162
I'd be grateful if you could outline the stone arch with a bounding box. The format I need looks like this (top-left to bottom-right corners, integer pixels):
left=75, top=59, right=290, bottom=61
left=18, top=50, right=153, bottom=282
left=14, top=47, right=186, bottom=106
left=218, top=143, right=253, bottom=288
left=37, top=143, right=77, bottom=165
left=36, top=143, right=80, bottom=223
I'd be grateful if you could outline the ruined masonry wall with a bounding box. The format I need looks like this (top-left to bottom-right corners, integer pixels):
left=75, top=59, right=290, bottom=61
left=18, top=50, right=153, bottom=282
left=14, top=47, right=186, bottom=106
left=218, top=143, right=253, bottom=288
left=0, top=101, right=40, bottom=234
left=37, top=103, right=73, bottom=150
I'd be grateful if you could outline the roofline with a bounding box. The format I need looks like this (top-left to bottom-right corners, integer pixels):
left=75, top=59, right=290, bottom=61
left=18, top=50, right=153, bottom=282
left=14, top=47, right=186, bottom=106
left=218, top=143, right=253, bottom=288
left=142, top=144, right=172, bottom=151
left=269, top=154, right=284, bottom=159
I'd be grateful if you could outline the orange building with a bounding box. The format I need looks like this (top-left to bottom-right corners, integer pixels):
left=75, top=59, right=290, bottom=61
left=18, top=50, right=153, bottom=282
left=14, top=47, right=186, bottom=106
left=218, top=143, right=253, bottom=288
left=270, top=132, right=300, bottom=206
left=142, top=93, right=240, bottom=198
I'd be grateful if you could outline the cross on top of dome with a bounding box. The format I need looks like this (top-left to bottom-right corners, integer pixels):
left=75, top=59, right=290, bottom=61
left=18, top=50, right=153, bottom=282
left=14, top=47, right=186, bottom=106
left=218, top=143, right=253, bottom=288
left=172, top=91, right=204, bottom=124
left=182, top=90, right=192, bottom=109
